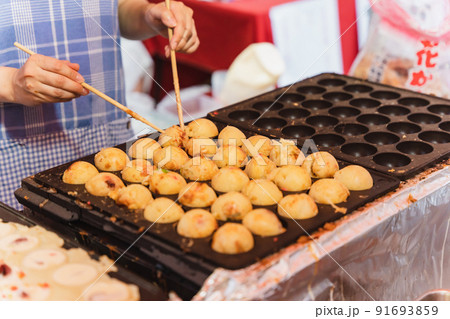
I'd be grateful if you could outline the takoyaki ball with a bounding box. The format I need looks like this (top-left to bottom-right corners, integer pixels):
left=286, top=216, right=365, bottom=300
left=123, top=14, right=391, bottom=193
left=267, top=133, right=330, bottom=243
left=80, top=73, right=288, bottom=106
left=149, top=170, right=187, bottom=195
left=244, top=155, right=276, bottom=179
left=109, top=184, right=153, bottom=210
left=334, top=165, right=373, bottom=191
left=277, top=194, right=318, bottom=219
left=94, top=148, right=129, bottom=172
left=270, top=165, right=311, bottom=192
left=241, top=135, right=272, bottom=157
left=185, top=118, right=219, bottom=138
left=211, top=223, right=254, bottom=254
left=270, top=139, right=305, bottom=166
left=153, top=146, right=189, bottom=171
left=85, top=173, right=125, bottom=197
left=242, top=209, right=285, bottom=237
left=121, top=159, right=154, bottom=184
left=302, top=152, right=339, bottom=178
left=177, top=209, right=218, bottom=238
left=144, top=197, right=184, bottom=223
left=309, top=179, right=350, bottom=204
left=185, top=138, right=217, bottom=157
left=127, top=138, right=161, bottom=160
left=178, top=182, right=217, bottom=208
left=82, top=280, right=139, bottom=301
left=62, top=161, right=98, bottom=185
left=158, top=125, right=188, bottom=148
left=211, top=192, right=253, bottom=221
left=242, top=179, right=282, bottom=206
left=211, top=167, right=250, bottom=193
left=218, top=126, right=246, bottom=147
left=213, top=145, right=248, bottom=168
left=180, top=156, right=219, bottom=181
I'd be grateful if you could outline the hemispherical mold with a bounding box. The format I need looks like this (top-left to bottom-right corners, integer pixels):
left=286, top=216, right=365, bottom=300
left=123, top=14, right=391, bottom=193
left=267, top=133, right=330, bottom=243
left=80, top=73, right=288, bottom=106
left=387, top=122, right=421, bottom=134
left=296, top=86, right=326, bottom=94
left=282, top=125, right=315, bottom=138
left=322, top=92, right=353, bottom=102
left=419, top=131, right=450, bottom=144
left=253, top=101, right=283, bottom=111
left=378, top=105, right=410, bottom=116
left=276, top=93, right=305, bottom=104
left=302, top=100, right=332, bottom=110
left=398, top=97, right=429, bottom=107
left=428, top=104, right=450, bottom=116
left=343, top=84, right=373, bottom=93
left=334, top=123, right=369, bottom=136
left=373, top=153, right=411, bottom=168
left=341, top=143, right=377, bottom=157
left=396, top=141, right=433, bottom=155
left=329, top=107, right=360, bottom=118
left=364, top=132, right=400, bottom=145
left=370, top=91, right=401, bottom=100
left=350, top=98, right=381, bottom=108
left=254, top=118, right=287, bottom=130
left=357, top=114, right=390, bottom=125
left=318, top=78, right=346, bottom=86
left=439, top=121, right=450, bottom=132
left=306, top=115, right=338, bottom=127
left=279, top=108, right=310, bottom=119
left=408, top=113, right=441, bottom=124
left=229, top=110, right=259, bottom=121
left=312, top=134, right=345, bottom=147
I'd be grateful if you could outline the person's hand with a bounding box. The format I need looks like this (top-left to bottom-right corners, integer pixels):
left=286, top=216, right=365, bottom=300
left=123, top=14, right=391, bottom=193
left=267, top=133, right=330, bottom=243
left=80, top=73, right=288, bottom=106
left=11, top=54, right=89, bottom=106
left=145, top=1, right=200, bottom=57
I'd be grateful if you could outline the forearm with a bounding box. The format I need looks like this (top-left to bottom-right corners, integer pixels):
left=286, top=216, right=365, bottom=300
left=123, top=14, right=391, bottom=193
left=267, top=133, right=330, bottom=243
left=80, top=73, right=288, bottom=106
left=0, top=67, right=17, bottom=103
left=118, top=0, right=157, bottom=40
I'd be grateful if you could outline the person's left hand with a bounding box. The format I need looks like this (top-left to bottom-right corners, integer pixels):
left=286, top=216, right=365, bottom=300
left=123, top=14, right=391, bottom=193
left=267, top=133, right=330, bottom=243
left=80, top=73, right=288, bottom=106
left=145, top=1, right=199, bottom=57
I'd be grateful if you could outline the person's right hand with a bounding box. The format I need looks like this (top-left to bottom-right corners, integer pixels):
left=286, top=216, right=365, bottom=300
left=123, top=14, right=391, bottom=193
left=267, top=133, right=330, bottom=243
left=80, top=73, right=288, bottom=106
left=11, top=54, right=89, bottom=106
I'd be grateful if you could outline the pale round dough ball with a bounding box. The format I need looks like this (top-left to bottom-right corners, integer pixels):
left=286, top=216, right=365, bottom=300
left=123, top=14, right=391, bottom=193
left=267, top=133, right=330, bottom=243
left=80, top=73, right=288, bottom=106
left=62, top=161, right=98, bottom=185
left=270, top=140, right=305, bottom=166
left=212, top=145, right=248, bottom=168
left=270, top=165, right=311, bottom=192
left=153, top=146, right=189, bottom=171
left=278, top=194, right=318, bottom=219
left=309, top=179, right=350, bottom=204
left=94, top=148, right=129, bottom=172
left=244, top=155, right=276, bottom=179
left=109, top=184, right=153, bottom=210
left=242, top=179, right=282, bottom=206
left=211, top=223, right=254, bottom=254
left=127, top=138, right=161, bottom=160
left=185, top=138, right=217, bottom=157
left=180, top=156, right=219, bottom=181
left=211, top=192, right=253, bottom=221
left=178, top=182, right=217, bottom=208
left=242, top=209, right=285, bottom=236
left=185, top=118, right=218, bottom=138
left=241, top=135, right=272, bottom=157
left=85, top=173, right=125, bottom=197
left=53, top=263, right=97, bottom=287
left=82, top=281, right=134, bottom=301
left=302, top=152, right=339, bottom=178
left=121, top=159, right=154, bottom=184
left=218, top=126, right=246, bottom=147
left=144, top=197, right=184, bottom=223
left=334, top=165, right=373, bottom=191
left=177, top=209, right=218, bottom=238
left=158, top=125, right=188, bottom=148
left=149, top=169, right=186, bottom=195
left=211, top=167, right=249, bottom=193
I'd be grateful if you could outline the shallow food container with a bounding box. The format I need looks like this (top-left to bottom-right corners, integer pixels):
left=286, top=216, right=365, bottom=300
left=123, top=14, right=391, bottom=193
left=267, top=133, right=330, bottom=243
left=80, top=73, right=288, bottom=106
left=208, top=73, right=450, bottom=180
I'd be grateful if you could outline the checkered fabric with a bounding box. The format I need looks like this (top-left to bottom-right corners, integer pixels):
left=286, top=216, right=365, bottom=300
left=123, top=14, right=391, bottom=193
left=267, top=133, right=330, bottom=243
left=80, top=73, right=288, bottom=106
left=0, top=118, right=133, bottom=210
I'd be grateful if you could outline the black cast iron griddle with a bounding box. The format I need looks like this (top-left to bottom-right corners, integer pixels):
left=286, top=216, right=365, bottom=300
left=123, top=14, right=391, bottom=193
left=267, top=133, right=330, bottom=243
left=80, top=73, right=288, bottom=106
left=208, top=73, right=450, bottom=180
left=21, top=126, right=399, bottom=270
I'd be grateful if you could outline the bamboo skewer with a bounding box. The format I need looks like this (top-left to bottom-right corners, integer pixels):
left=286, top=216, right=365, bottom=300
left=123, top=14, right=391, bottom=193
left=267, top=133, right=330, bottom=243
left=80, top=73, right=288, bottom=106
left=14, top=42, right=164, bottom=133
left=164, top=0, right=184, bottom=130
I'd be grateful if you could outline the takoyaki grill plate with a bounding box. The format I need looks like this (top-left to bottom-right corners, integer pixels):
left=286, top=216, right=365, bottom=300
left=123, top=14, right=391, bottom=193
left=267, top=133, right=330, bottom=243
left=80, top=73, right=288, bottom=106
left=208, top=73, right=450, bottom=180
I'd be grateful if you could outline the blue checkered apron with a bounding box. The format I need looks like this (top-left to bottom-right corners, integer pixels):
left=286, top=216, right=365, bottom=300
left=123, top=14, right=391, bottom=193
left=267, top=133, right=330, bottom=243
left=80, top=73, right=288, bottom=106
left=0, top=0, right=133, bottom=209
